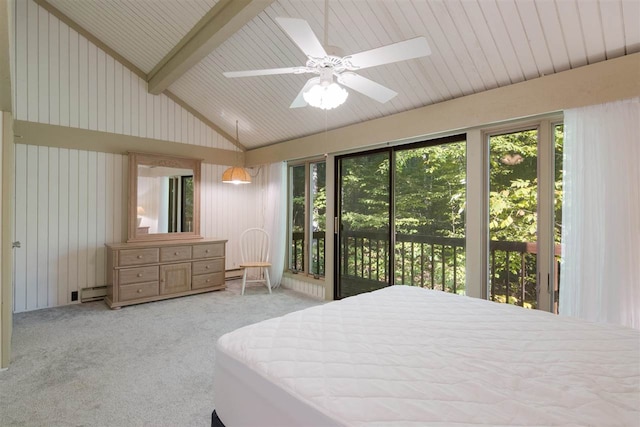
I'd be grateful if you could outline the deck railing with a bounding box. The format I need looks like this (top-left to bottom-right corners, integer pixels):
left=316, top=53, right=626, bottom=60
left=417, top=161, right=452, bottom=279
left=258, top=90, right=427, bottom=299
left=291, top=231, right=325, bottom=276
left=292, top=230, right=561, bottom=308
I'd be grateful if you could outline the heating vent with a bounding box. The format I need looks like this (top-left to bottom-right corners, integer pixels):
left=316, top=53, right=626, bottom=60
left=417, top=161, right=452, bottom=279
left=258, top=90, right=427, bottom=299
left=225, top=269, right=243, bottom=281
left=81, top=286, right=107, bottom=302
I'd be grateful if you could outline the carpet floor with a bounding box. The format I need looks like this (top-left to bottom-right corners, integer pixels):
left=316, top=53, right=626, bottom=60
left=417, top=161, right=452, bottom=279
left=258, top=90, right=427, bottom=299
left=0, top=280, right=322, bottom=427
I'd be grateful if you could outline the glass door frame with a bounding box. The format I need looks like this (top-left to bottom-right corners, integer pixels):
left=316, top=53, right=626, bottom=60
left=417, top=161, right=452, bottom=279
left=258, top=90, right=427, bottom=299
left=335, top=147, right=394, bottom=299
left=334, top=134, right=466, bottom=299
left=482, top=117, right=561, bottom=312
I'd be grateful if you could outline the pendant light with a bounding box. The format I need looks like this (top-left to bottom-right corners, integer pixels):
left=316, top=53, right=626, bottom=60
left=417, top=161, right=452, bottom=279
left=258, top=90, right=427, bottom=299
left=222, top=121, right=251, bottom=184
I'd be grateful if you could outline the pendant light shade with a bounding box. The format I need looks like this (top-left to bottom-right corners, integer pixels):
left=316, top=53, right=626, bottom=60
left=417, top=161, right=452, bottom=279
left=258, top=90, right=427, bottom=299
left=222, top=120, right=252, bottom=184
left=222, top=166, right=251, bottom=184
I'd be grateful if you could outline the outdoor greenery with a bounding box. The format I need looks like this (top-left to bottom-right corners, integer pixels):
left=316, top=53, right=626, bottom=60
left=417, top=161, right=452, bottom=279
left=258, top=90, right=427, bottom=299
left=290, top=127, right=564, bottom=306
left=290, top=162, right=327, bottom=276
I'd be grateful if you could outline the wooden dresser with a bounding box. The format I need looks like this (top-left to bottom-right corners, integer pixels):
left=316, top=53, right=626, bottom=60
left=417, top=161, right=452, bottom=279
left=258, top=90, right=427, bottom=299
left=105, top=238, right=227, bottom=309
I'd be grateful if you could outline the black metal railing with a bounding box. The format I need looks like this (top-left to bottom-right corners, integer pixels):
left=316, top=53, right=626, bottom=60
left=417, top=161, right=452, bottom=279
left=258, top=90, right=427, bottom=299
left=293, top=230, right=561, bottom=309
left=291, top=231, right=325, bottom=276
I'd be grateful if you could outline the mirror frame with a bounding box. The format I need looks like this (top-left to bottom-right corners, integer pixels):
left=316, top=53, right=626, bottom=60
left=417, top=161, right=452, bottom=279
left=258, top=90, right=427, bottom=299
left=128, top=152, right=202, bottom=242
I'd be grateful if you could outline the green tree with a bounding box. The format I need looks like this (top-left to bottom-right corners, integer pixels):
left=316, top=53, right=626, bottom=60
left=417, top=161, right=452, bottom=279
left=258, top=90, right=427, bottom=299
left=335, top=129, right=564, bottom=304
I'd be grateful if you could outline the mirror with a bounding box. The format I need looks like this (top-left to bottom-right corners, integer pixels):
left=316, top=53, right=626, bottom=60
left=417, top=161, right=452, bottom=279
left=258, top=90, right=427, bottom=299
left=128, top=152, right=202, bottom=242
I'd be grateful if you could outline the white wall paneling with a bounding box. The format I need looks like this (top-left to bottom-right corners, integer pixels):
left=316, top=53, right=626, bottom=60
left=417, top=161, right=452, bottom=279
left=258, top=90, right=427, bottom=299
left=200, top=163, right=265, bottom=271
left=12, top=0, right=238, bottom=152
left=13, top=145, right=265, bottom=312
left=281, top=275, right=325, bottom=300
left=13, top=145, right=127, bottom=312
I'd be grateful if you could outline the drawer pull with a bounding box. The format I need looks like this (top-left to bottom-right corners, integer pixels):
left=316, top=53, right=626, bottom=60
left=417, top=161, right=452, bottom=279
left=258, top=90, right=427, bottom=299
left=205, top=249, right=210, bottom=253
left=137, top=255, right=142, bottom=259
left=137, top=273, right=143, bottom=277
left=137, top=289, right=142, bottom=293
left=206, top=279, right=210, bottom=283
left=174, top=252, right=179, bottom=255
left=206, top=265, right=210, bottom=269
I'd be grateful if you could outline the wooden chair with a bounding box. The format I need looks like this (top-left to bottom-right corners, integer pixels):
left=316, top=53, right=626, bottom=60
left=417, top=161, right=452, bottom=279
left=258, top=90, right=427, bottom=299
left=239, top=228, right=272, bottom=295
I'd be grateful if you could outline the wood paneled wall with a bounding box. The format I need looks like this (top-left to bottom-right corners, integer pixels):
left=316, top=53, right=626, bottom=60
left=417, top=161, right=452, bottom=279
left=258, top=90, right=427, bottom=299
left=201, top=164, right=266, bottom=272
left=13, top=144, right=127, bottom=312
left=13, top=146, right=266, bottom=312
left=281, top=275, right=325, bottom=300
left=9, top=0, right=266, bottom=312
left=12, top=0, right=237, bottom=151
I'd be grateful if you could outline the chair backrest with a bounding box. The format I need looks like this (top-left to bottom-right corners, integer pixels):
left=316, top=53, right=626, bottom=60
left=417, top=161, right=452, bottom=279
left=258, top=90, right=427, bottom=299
left=240, top=228, right=270, bottom=263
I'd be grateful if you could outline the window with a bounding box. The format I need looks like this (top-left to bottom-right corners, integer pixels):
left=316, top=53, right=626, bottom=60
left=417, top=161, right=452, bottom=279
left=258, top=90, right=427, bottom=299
left=288, top=160, right=326, bottom=277
left=553, top=124, right=564, bottom=313
left=486, top=123, right=563, bottom=311
left=489, top=129, right=539, bottom=308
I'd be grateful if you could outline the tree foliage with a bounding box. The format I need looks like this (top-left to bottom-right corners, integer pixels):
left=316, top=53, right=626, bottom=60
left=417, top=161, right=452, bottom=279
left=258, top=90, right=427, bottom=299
left=292, top=127, right=564, bottom=304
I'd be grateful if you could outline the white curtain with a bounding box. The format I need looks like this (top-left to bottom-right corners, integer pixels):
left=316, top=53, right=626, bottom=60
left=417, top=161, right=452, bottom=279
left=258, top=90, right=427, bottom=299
left=560, top=97, right=640, bottom=329
left=262, top=162, right=287, bottom=288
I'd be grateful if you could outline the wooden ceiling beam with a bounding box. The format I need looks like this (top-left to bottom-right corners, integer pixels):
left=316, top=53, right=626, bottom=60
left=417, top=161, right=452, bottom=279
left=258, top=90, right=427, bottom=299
left=147, top=0, right=275, bottom=95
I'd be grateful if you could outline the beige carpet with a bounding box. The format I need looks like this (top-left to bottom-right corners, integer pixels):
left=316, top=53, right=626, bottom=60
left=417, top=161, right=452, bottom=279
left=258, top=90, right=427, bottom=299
left=0, top=280, right=322, bottom=427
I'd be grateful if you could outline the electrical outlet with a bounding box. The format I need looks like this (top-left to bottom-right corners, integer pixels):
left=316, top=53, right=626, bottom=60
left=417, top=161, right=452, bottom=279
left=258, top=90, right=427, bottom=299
left=71, top=291, right=78, bottom=302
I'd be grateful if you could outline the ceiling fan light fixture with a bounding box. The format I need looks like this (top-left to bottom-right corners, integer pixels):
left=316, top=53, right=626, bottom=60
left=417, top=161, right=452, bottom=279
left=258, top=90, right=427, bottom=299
left=303, top=82, right=348, bottom=110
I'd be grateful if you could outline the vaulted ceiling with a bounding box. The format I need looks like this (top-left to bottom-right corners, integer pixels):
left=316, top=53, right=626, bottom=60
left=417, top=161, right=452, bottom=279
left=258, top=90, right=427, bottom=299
left=43, top=0, right=640, bottom=149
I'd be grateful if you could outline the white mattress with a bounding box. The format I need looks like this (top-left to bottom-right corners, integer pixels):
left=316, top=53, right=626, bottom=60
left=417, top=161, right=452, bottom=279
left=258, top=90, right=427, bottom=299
left=214, top=285, right=640, bottom=426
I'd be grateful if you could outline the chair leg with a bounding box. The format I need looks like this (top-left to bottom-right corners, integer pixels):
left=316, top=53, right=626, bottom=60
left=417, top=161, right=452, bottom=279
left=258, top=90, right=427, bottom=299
left=264, top=268, right=271, bottom=294
left=241, top=268, right=248, bottom=295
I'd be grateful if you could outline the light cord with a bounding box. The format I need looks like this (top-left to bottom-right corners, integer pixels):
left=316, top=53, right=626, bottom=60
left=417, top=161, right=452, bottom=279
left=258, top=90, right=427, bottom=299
left=324, top=0, right=329, bottom=47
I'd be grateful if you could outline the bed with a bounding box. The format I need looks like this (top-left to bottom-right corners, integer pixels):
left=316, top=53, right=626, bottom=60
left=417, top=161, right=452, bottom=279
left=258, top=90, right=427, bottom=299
left=213, top=285, right=640, bottom=426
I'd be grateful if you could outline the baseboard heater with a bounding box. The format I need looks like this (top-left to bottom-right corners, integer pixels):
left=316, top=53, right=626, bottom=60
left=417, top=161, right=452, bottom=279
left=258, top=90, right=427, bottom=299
left=80, top=269, right=243, bottom=302
left=225, top=268, right=243, bottom=281
left=81, top=286, right=108, bottom=302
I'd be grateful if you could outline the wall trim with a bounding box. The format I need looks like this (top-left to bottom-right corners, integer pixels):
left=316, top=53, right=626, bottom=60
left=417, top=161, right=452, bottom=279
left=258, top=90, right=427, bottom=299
left=12, top=120, right=243, bottom=166
left=0, top=0, right=12, bottom=113
left=1, top=112, right=13, bottom=368
left=245, top=53, right=640, bottom=166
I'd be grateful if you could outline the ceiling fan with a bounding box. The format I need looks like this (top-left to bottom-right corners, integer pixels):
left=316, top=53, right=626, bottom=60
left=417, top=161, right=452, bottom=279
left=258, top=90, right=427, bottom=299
left=222, top=16, right=431, bottom=109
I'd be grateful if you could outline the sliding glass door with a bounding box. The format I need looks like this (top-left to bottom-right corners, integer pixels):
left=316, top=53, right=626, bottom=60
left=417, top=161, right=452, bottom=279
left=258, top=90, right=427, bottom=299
left=337, top=150, right=391, bottom=298
left=394, top=141, right=466, bottom=293
left=336, top=135, right=466, bottom=299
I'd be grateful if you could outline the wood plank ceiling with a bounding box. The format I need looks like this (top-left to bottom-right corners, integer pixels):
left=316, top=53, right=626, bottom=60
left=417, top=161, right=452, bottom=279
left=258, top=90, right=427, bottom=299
left=46, top=0, right=218, bottom=74
left=42, top=0, right=640, bottom=149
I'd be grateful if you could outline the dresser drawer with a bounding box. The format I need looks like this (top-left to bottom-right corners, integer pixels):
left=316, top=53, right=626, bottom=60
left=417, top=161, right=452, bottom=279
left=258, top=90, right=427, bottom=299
left=193, top=243, right=224, bottom=259
left=193, top=258, right=224, bottom=275
left=192, top=272, right=225, bottom=290
left=160, top=246, right=192, bottom=263
left=119, top=281, right=159, bottom=301
left=119, top=266, right=159, bottom=285
left=119, top=248, right=159, bottom=266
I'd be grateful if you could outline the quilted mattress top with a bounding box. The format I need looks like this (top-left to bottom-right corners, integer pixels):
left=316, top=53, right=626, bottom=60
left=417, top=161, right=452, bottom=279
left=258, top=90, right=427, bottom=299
left=217, top=285, right=640, bottom=426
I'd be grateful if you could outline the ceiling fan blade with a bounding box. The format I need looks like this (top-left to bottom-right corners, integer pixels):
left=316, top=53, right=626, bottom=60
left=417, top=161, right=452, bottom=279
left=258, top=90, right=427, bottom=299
left=290, top=77, right=320, bottom=108
left=345, top=37, right=431, bottom=70
left=275, top=17, right=327, bottom=59
left=338, top=72, right=397, bottom=104
left=223, top=67, right=306, bottom=78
